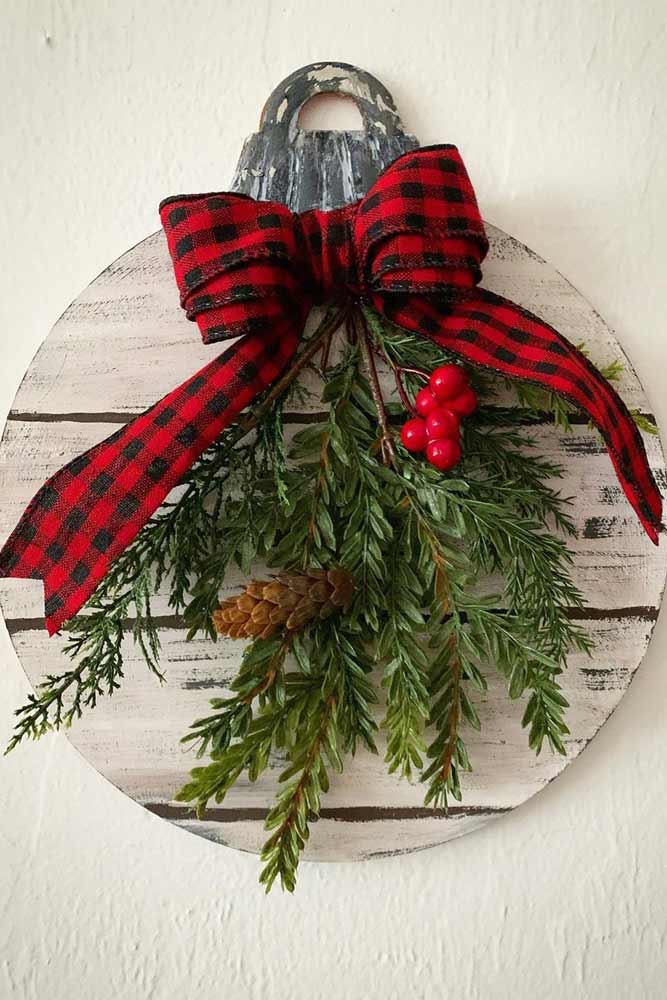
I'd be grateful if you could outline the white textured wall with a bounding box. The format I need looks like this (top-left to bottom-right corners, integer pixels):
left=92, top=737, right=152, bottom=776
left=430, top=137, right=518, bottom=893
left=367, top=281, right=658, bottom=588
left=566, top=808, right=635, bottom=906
left=1, top=2, right=666, bottom=997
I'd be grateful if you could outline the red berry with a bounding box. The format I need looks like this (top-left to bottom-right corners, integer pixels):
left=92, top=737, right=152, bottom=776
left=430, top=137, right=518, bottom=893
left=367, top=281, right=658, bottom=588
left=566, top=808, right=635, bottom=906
left=414, top=387, right=439, bottom=417
left=400, top=418, right=428, bottom=452
left=447, top=387, right=478, bottom=416
left=426, top=408, right=460, bottom=440
left=426, top=437, right=462, bottom=471
left=429, top=364, right=469, bottom=401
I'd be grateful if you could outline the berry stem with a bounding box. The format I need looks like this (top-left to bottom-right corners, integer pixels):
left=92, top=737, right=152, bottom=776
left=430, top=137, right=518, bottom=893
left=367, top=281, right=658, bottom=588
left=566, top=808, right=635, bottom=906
left=366, top=340, right=430, bottom=417
left=392, top=368, right=418, bottom=416
left=397, top=364, right=430, bottom=380
left=392, top=365, right=430, bottom=416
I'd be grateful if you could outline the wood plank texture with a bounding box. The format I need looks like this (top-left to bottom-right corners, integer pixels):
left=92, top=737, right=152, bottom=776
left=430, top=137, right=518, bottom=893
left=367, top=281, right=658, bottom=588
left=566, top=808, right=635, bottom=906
left=0, top=221, right=665, bottom=862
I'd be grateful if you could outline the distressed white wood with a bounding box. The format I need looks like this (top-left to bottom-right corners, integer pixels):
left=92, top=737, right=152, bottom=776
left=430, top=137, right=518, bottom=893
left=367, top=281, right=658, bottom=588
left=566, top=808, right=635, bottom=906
left=0, top=225, right=665, bottom=862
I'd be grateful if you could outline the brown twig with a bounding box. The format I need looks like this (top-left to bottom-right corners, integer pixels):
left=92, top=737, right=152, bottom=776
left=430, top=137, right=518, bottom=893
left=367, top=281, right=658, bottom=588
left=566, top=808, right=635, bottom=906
left=265, top=693, right=336, bottom=843
left=438, top=651, right=461, bottom=785
left=319, top=324, right=336, bottom=373
left=354, top=308, right=396, bottom=466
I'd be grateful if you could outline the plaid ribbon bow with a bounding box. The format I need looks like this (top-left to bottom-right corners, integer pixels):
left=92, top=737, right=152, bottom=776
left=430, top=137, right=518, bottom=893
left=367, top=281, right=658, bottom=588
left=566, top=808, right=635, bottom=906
left=0, top=145, right=661, bottom=634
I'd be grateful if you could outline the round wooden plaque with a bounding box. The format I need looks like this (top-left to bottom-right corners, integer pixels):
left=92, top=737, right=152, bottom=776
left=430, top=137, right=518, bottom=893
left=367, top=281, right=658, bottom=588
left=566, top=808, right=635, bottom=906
left=1, top=222, right=665, bottom=862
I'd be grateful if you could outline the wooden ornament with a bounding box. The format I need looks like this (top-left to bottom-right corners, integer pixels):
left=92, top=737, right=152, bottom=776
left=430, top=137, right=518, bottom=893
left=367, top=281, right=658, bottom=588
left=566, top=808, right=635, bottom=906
left=0, top=63, right=664, bottom=862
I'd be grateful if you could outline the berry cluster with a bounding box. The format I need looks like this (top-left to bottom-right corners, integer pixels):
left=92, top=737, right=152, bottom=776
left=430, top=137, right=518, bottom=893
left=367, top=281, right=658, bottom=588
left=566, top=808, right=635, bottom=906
left=399, top=364, right=477, bottom=471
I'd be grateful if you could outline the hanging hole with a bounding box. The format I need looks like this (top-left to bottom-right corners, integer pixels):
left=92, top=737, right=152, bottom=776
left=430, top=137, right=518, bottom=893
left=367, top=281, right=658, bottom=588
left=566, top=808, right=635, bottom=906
left=297, top=93, right=364, bottom=132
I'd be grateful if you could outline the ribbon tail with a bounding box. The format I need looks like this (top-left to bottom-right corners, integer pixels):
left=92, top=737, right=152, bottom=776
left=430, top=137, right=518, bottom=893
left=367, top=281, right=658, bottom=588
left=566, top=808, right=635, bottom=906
left=0, top=321, right=300, bottom=634
left=378, top=289, right=662, bottom=543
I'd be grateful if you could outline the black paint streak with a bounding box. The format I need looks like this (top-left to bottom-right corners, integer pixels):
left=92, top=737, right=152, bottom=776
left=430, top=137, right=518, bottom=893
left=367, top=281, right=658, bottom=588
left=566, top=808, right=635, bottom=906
left=7, top=407, right=656, bottom=428
left=4, top=605, right=660, bottom=636
left=8, top=410, right=145, bottom=424
left=182, top=677, right=225, bottom=690
left=583, top=515, right=618, bottom=539
left=559, top=436, right=606, bottom=457
left=5, top=613, right=185, bottom=635
left=566, top=605, right=660, bottom=622
left=598, top=485, right=623, bottom=506
left=145, top=803, right=511, bottom=824
left=6, top=409, right=330, bottom=426
left=579, top=665, right=630, bottom=692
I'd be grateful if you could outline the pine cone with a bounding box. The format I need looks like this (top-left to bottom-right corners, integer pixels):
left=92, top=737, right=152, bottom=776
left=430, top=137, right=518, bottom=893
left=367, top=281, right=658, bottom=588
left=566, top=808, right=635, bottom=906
left=212, top=568, right=355, bottom=641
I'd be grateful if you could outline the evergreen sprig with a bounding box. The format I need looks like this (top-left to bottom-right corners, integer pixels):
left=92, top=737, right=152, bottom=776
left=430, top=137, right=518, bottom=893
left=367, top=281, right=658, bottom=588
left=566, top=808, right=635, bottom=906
left=379, top=518, right=430, bottom=780
left=177, top=621, right=378, bottom=891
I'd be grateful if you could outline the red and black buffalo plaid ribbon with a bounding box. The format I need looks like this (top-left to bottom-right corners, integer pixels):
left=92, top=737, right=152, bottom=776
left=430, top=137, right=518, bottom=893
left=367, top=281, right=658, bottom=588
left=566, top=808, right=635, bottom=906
left=0, top=145, right=661, bottom=634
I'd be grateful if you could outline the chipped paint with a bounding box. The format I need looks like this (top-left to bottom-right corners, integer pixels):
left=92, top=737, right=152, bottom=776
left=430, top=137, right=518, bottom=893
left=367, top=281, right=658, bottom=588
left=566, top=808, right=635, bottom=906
left=232, top=64, right=417, bottom=211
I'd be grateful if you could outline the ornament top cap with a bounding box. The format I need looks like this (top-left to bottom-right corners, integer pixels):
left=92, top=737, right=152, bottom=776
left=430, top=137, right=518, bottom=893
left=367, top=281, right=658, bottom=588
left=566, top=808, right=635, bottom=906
left=259, top=61, right=411, bottom=141
left=231, top=61, right=419, bottom=212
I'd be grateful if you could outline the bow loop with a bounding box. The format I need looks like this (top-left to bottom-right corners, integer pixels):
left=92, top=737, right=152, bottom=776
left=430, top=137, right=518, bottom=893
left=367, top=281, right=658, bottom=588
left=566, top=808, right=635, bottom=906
left=355, top=145, right=488, bottom=299
left=160, top=193, right=305, bottom=345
